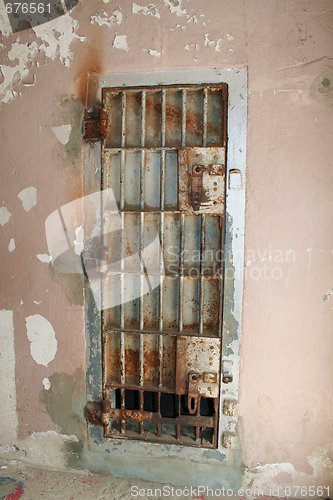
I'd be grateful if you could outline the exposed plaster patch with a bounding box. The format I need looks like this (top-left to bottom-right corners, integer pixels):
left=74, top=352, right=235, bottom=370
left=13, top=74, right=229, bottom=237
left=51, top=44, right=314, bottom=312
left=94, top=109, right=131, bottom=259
left=51, top=124, right=72, bottom=145
left=21, top=430, right=79, bottom=469
left=0, top=310, right=18, bottom=443
left=323, top=289, right=333, bottom=301
left=0, top=41, right=38, bottom=103
left=42, top=377, right=51, bottom=391
left=0, top=207, right=11, bottom=226
left=8, top=238, right=15, bottom=252
left=0, top=4, right=11, bottom=36
left=25, top=314, right=57, bottom=367
left=143, top=48, right=161, bottom=57
left=163, top=0, right=187, bottom=17
left=36, top=253, right=52, bottom=263
left=204, top=33, right=223, bottom=52
left=243, top=445, right=333, bottom=498
left=90, top=9, right=122, bottom=27
left=113, top=35, right=129, bottom=52
left=184, top=43, right=199, bottom=52
left=73, top=225, right=84, bottom=256
left=17, top=186, right=37, bottom=212
left=225, top=33, right=234, bottom=41
left=33, top=14, right=85, bottom=67
left=187, top=14, right=198, bottom=24
left=132, top=3, right=160, bottom=18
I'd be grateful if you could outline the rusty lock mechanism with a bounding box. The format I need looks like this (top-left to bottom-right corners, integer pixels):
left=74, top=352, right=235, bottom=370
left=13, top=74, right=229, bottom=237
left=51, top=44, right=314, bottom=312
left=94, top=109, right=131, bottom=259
left=191, top=165, right=205, bottom=211
left=187, top=372, right=219, bottom=414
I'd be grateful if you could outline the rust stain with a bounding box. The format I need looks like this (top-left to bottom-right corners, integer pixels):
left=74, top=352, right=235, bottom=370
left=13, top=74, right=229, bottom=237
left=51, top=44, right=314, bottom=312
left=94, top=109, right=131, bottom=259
left=125, top=347, right=140, bottom=384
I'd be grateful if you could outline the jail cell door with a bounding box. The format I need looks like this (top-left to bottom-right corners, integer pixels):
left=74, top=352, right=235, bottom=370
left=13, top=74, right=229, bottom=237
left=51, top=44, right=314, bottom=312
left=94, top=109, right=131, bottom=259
left=99, top=84, right=227, bottom=448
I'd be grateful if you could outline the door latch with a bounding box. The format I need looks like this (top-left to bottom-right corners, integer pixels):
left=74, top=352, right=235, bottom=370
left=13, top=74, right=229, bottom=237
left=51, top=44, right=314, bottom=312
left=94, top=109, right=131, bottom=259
left=191, top=165, right=205, bottom=211
left=187, top=372, right=219, bottom=415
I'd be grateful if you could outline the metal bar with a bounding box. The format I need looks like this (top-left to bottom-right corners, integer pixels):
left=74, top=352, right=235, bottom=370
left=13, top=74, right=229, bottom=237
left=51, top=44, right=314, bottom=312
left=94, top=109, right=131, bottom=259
left=176, top=395, right=181, bottom=439
left=139, top=90, right=146, bottom=389
left=203, top=88, right=208, bottom=147
left=104, top=147, right=179, bottom=152
left=218, top=216, right=224, bottom=337
left=120, top=92, right=126, bottom=433
left=139, top=390, right=144, bottom=435
left=156, top=392, right=161, bottom=436
left=199, top=214, right=206, bottom=335
left=105, top=407, right=215, bottom=428
left=178, top=213, right=185, bottom=333
left=195, top=395, right=201, bottom=442
left=181, top=89, right=187, bottom=147
left=158, top=90, right=166, bottom=387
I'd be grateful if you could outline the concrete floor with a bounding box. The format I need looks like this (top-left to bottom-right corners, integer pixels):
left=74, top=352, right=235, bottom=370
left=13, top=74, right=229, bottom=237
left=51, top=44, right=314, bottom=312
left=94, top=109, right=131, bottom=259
left=0, top=459, right=297, bottom=500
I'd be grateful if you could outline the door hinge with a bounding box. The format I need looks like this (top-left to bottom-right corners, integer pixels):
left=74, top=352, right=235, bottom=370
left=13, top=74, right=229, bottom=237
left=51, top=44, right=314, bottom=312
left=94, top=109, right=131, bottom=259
left=84, top=107, right=108, bottom=141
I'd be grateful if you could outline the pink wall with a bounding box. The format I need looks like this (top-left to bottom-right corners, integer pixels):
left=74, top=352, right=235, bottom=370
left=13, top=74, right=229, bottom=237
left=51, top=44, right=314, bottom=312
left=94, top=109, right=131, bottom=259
left=0, top=0, right=332, bottom=485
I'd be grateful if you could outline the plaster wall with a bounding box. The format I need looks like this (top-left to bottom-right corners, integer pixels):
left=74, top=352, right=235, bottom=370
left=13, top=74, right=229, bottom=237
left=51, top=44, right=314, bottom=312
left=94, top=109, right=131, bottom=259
left=0, top=0, right=332, bottom=492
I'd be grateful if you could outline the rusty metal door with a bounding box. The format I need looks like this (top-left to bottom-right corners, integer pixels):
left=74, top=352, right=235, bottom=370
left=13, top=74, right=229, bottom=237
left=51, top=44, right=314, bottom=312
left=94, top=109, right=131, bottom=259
left=92, top=84, right=227, bottom=448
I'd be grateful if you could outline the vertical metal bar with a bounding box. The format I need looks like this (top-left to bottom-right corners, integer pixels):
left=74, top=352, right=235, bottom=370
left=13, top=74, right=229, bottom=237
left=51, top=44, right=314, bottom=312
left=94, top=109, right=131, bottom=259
left=212, top=398, right=219, bottom=447
left=218, top=216, right=224, bottom=337
left=158, top=90, right=166, bottom=388
left=179, top=214, right=185, bottom=333
left=139, top=91, right=146, bottom=393
left=203, top=88, right=208, bottom=147
left=176, top=395, right=181, bottom=440
left=195, top=395, right=201, bottom=442
left=120, top=91, right=126, bottom=433
left=157, top=391, right=162, bottom=436
left=181, top=89, right=187, bottom=147
left=139, top=389, right=144, bottom=435
left=199, top=214, right=206, bottom=335
left=178, top=89, right=187, bottom=334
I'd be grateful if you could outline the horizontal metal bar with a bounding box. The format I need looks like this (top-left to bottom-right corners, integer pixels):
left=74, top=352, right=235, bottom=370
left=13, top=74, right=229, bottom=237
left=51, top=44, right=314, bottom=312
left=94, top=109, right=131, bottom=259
left=106, top=408, right=215, bottom=428
left=104, top=327, right=220, bottom=338
left=106, top=428, right=216, bottom=449
left=104, top=146, right=179, bottom=152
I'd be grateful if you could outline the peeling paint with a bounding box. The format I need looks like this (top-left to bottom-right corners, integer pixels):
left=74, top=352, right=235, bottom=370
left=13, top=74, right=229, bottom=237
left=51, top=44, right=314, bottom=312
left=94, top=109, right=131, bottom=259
left=143, top=48, right=161, bottom=57
left=33, top=14, right=85, bottom=67
left=42, top=378, right=51, bottom=391
left=8, top=238, right=15, bottom=252
left=25, top=315, right=57, bottom=367
left=243, top=444, right=333, bottom=499
left=73, top=225, right=84, bottom=256
left=113, top=35, right=129, bottom=52
left=132, top=3, right=160, bottom=18
left=323, top=289, right=333, bottom=301
left=51, top=125, right=72, bottom=145
left=36, top=254, right=52, bottom=263
left=0, top=207, right=11, bottom=226
left=17, top=187, right=37, bottom=212
left=0, top=42, right=38, bottom=104
left=204, top=33, right=223, bottom=52
left=184, top=43, right=199, bottom=52
left=90, top=9, right=123, bottom=27
left=163, top=0, right=187, bottom=17
left=0, top=3, right=12, bottom=36
left=0, top=310, right=18, bottom=443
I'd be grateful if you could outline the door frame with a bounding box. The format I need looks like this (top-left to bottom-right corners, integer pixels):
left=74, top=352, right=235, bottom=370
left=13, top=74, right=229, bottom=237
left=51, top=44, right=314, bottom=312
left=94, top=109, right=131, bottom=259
left=83, top=68, right=247, bottom=489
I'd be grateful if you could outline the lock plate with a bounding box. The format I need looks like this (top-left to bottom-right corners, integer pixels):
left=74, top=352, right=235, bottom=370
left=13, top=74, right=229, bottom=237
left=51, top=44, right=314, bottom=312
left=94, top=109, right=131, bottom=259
left=178, top=147, right=226, bottom=213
